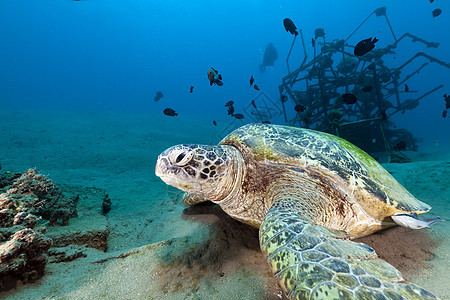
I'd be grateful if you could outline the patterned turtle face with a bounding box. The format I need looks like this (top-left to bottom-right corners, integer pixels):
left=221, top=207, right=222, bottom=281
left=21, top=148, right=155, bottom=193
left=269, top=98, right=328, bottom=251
left=155, top=144, right=237, bottom=200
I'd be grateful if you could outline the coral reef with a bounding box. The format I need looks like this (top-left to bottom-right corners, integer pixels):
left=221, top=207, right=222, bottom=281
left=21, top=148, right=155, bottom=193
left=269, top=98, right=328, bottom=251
left=0, top=169, right=65, bottom=289
left=0, top=169, right=96, bottom=290
left=0, top=228, right=51, bottom=288
left=4, top=169, right=78, bottom=226
left=0, top=168, right=110, bottom=290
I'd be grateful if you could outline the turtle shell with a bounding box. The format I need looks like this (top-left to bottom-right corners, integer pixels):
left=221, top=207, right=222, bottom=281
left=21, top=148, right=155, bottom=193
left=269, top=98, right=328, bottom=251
left=220, top=123, right=430, bottom=220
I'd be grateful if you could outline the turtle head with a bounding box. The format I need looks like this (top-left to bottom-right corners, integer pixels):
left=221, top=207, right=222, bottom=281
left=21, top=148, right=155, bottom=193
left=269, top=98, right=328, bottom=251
left=155, top=144, right=243, bottom=201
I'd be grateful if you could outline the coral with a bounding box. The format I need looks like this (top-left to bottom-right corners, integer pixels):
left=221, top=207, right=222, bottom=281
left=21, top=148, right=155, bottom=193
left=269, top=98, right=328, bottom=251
left=13, top=212, right=39, bottom=228
left=0, top=171, right=21, bottom=191
left=1, top=169, right=78, bottom=226
left=0, top=169, right=77, bottom=290
left=0, top=168, right=110, bottom=289
left=0, top=228, right=51, bottom=288
left=10, top=168, right=60, bottom=200
left=0, top=209, right=15, bottom=228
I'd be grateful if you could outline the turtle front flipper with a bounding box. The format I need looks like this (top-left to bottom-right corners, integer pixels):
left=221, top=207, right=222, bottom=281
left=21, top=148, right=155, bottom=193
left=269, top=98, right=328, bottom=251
left=182, top=193, right=207, bottom=206
left=260, top=206, right=437, bottom=299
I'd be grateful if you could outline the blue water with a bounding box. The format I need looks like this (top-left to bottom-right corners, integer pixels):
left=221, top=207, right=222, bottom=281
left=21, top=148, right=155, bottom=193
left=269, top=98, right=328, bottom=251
left=1, top=1, right=450, bottom=298
left=1, top=1, right=449, bottom=146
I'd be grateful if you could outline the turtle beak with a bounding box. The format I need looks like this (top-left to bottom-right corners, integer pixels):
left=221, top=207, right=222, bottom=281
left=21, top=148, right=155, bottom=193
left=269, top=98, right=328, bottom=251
left=155, top=155, right=169, bottom=181
left=155, top=152, right=184, bottom=187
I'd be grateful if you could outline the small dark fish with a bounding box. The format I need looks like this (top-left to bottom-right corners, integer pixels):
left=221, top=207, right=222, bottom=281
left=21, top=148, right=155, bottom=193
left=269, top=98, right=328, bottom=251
left=430, top=0, right=434, bottom=3
left=254, top=84, right=260, bottom=91
left=354, top=37, right=378, bottom=56
left=362, top=85, right=372, bottom=92
left=283, top=18, right=298, bottom=36
left=251, top=99, right=257, bottom=108
left=393, top=141, right=406, bottom=151
left=190, top=86, right=194, bottom=93
left=225, top=100, right=234, bottom=107
left=342, top=93, right=357, bottom=105
left=405, top=84, right=409, bottom=92
left=213, top=120, right=217, bottom=126
left=207, top=67, right=223, bottom=86
left=311, top=38, right=315, bottom=47
left=154, top=91, right=163, bottom=102
left=443, top=110, right=448, bottom=118
left=381, top=109, right=388, bottom=121
left=233, top=113, right=244, bottom=119
left=432, top=8, right=442, bottom=17
left=262, top=120, right=271, bottom=124
left=250, top=75, right=254, bottom=86
left=294, top=104, right=306, bottom=112
left=227, top=106, right=235, bottom=115
left=444, top=94, right=450, bottom=109
left=163, top=108, right=177, bottom=117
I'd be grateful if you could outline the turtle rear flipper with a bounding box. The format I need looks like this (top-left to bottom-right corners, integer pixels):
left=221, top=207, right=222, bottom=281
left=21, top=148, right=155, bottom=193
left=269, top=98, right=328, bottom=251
left=260, top=206, right=437, bottom=299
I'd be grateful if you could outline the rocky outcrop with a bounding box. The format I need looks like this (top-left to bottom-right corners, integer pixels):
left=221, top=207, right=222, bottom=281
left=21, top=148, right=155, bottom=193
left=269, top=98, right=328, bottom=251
left=0, top=169, right=109, bottom=291
left=0, top=228, right=51, bottom=287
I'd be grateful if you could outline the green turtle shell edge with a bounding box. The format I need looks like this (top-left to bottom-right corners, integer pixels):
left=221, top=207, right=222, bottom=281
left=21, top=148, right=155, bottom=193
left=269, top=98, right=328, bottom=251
left=220, top=123, right=430, bottom=218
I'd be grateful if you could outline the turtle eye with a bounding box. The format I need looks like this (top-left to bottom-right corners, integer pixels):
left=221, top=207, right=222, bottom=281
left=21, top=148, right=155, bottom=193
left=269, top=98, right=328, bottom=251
left=169, top=149, right=194, bottom=166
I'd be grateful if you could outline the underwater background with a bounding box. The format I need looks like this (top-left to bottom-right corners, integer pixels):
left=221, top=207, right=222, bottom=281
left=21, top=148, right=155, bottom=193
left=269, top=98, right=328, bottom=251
left=1, top=0, right=449, bottom=144
left=0, top=0, right=450, bottom=299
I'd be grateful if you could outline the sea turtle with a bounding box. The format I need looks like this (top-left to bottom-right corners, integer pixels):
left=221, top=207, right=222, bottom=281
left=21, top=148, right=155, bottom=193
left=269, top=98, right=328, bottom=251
left=155, top=123, right=439, bottom=299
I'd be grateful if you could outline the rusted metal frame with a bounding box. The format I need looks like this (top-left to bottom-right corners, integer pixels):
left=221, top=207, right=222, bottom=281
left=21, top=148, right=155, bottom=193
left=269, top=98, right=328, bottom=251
left=389, top=33, right=439, bottom=50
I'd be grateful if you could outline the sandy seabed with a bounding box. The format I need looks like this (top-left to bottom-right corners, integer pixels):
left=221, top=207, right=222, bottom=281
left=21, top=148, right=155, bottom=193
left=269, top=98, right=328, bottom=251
left=0, top=108, right=449, bottom=299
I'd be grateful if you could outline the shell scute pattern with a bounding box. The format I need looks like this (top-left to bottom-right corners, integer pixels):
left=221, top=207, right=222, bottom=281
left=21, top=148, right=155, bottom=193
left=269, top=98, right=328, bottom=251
left=288, top=234, right=322, bottom=252
left=222, top=124, right=429, bottom=214
left=321, top=258, right=350, bottom=273
left=356, top=260, right=402, bottom=281
left=328, top=239, right=376, bottom=259
left=350, top=265, right=367, bottom=276
left=297, top=263, right=334, bottom=287
left=311, top=282, right=354, bottom=299
left=269, top=249, right=301, bottom=275
left=314, top=242, right=341, bottom=257
left=261, top=212, right=437, bottom=299
left=354, top=287, right=387, bottom=300
left=290, top=287, right=310, bottom=300
left=259, top=212, right=285, bottom=236
left=398, top=284, right=437, bottom=300
left=301, top=224, right=325, bottom=237
left=302, top=250, right=330, bottom=262
left=278, top=267, right=298, bottom=294
left=287, top=222, right=305, bottom=235
left=383, top=289, right=407, bottom=300
left=333, top=274, right=359, bottom=289
left=359, top=275, right=382, bottom=288
left=262, top=229, right=295, bottom=257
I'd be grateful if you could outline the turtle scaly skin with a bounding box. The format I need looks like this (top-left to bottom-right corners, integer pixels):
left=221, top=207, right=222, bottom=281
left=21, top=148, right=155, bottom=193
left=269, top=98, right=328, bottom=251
left=260, top=181, right=435, bottom=299
left=155, top=124, right=438, bottom=299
